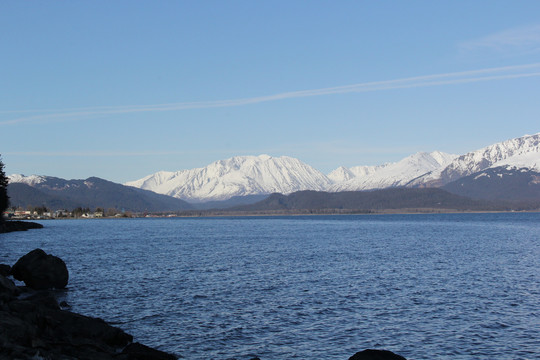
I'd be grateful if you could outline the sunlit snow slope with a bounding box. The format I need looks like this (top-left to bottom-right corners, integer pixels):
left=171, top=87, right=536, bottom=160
left=410, top=133, right=540, bottom=186
left=125, top=155, right=333, bottom=202
left=328, top=151, right=457, bottom=191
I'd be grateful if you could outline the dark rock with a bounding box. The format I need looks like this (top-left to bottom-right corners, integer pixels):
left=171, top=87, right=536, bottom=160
left=11, top=249, right=69, bottom=289
left=0, top=274, right=20, bottom=302
left=0, top=264, right=10, bottom=276
left=349, top=349, right=407, bottom=360
left=121, top=342, right=178, bottom=360
left=46, top=306, right=134, bottom=348
left=1, top=294, right=134, bottom=360
left=25, top=290, right=61, bottom=309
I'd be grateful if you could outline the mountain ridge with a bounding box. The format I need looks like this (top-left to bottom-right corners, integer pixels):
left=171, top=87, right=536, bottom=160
left=329, top=151, right=457, bottom=191
left=124, top=154, right=333, bottom=202
left=409, top=133, right=540, bottom=187
left=122, top=133, right=540, bottom=202
left=9, top=133, right=540, bottom=205
left=7, top=176, right=193, bottom=212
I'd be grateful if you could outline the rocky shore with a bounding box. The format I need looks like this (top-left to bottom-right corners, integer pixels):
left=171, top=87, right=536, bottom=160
left=0, top=248, right=407, bottom=360
left=0, top=220, right=44, bottom=233
left=0, top=249, right=178, bottom=360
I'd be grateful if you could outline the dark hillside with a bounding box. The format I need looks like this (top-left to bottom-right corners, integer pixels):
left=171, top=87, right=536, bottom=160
left=443, top=166, right=540, bottom=201
left=7, top=177, right=193, bottom=212
left=232, top=188, right=510, bottom=212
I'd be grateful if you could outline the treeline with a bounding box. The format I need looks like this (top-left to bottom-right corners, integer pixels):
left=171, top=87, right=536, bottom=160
left=0, top=156, right=9, bottom=217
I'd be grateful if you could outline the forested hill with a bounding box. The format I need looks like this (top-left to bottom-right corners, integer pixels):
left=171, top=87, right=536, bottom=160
left=231, top=188, right=522, bottom=212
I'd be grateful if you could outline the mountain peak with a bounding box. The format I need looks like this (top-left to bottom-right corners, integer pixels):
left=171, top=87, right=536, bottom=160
left=328, top=151, right=457, bottom=191
left=257, top=154, right=272, bottom=161
left=125, top=155, right=333, bottom=202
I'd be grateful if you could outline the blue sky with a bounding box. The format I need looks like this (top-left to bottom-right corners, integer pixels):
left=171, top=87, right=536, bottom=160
left=2, top=1, right=540, bottom=183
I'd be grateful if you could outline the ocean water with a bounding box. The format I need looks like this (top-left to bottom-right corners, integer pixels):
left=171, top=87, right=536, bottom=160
left=1, top=213, right=539, bottom=360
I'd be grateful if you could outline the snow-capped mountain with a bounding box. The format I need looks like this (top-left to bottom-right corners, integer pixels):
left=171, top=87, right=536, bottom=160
left=410, top=133, right=540, bottom=186
left=12, top=133, right=539, bottom=205
left=126, top=133, right=540, bottom=202
left=125, top=155, right=333, bottom=202
left=328, top=151, right=457, bottom=191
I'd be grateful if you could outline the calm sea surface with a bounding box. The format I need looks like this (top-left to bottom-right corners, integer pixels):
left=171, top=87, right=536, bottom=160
left=1, top=213, right=539, bottom=359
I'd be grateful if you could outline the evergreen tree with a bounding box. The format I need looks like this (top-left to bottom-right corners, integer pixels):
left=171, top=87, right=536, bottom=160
left=0, top=155, right=9, bottom=214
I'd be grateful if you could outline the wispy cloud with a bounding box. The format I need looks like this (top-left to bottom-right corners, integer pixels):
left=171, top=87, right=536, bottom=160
left=3, top=62, right=540, bottom=126
left=459, top=24, right=540, bottom=56
left=3, top=151, right=191, bottom=157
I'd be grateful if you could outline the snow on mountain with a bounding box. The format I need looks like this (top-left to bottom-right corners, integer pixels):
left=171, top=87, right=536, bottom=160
left=411, top=133, right=540, bottom=186
left=327, top=166, right=356, bottom=183
left=492, top=151, right=540, bottom=171
left=8, top=175, right=90, bottom=190
left=8, top=174, right=47, bottom=186
left=328, top=151, right=457, bottom=191
left=125, top=155, right=333, bottom=202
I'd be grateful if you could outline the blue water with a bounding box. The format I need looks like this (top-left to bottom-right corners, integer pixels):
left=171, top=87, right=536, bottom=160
left=1, top=213, right=539, bottom=359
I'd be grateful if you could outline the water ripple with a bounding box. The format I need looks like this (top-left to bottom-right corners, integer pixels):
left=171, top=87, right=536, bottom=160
left=0, top=213, right=539, bottom=359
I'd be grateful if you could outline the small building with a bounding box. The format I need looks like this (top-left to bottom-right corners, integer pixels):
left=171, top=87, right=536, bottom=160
left=54, top=210, right=69, bottom=218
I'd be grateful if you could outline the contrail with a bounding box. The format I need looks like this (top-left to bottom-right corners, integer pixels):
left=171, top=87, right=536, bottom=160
left=3, top=151, right=190, bottom=157
left=2, top=62, right=540, bottom=125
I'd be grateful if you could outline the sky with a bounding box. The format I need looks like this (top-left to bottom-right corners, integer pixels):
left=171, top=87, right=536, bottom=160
left=2, top=1, right=540, bottom=183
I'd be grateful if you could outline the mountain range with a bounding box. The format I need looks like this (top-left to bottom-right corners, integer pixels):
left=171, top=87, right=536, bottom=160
left=7, top=133, right=540, bottom=210
left=124, top=152, right=459, bottom=202
left=123, top=133, right=540, bottom=202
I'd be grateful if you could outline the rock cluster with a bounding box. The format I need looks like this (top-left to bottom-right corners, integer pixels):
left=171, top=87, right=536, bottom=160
left=0, top=249, right=178, bottom=360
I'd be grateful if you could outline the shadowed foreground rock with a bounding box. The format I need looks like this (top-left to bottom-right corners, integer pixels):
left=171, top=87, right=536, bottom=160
left=11, top=248, right=69, bottom=290
left=348, top=349, right=407, bottom=360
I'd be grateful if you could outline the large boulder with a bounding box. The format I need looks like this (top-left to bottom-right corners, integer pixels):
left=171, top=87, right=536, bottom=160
left=11, top=249, right=69, bottom=289
left=348, top=349, right=407, bottom=360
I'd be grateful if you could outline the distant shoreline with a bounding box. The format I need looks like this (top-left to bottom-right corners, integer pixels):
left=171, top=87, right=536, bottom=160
left=9, top=208, right=538, bottom=221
